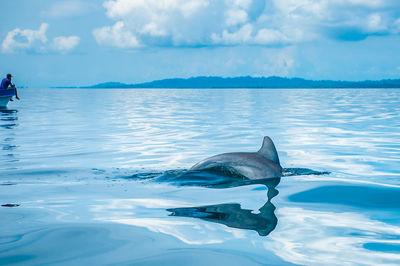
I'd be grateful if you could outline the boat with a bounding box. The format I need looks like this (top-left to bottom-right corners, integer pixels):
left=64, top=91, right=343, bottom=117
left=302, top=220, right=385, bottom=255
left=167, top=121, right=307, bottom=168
left=0, top=88, right=16, bottom=107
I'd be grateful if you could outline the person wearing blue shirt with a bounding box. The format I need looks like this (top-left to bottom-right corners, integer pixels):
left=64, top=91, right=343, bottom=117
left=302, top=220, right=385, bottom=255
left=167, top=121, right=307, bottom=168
left=1, top=74, right=20, bottom=101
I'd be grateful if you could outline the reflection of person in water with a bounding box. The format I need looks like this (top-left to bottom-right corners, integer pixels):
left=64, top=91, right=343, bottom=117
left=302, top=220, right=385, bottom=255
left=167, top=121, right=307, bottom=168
left=167, top=178, right=280, bottom=236
left=0, top=108, right=19, bottom=167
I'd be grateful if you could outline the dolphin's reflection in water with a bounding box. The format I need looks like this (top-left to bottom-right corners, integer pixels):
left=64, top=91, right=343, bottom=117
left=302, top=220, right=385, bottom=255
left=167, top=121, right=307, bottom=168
left=128, top=168, right=328, bottom=236
left=166, top=176, right=280, bottom=236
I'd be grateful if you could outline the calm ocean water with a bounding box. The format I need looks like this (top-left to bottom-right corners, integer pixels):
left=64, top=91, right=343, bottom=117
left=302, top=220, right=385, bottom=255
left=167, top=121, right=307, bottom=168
left=1, top=88, right=399, bottom=265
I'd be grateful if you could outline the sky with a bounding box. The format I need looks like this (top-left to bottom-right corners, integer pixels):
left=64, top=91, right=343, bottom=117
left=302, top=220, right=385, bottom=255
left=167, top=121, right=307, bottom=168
left=1, top=0, right=400, bottom=87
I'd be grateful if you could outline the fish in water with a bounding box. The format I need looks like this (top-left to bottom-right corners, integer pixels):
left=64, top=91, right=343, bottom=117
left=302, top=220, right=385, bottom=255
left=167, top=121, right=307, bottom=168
left=190, top=136, right=282, bottom=180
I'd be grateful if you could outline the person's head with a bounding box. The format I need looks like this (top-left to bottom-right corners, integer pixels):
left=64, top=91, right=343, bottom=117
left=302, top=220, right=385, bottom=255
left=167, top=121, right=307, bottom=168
left=6, top=74, right=12, bottom=80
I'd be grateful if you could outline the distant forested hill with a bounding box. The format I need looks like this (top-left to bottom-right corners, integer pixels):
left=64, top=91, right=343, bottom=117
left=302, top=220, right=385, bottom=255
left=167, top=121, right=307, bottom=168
left=88, top=76, right=400, bottom=88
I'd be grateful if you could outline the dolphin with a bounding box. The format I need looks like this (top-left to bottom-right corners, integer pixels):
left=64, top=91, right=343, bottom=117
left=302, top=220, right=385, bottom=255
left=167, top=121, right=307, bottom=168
left=190, top=136, right=282, bottom=180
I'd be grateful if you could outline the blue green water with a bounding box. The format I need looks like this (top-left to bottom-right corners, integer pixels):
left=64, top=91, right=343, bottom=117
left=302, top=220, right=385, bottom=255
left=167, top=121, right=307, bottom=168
left=1, top=88, right=399, bottom=265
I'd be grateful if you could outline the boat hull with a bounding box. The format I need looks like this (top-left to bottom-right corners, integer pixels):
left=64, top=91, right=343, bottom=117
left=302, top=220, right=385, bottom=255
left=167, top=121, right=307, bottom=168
left=0, top=88, right=16, bottom=107
left=0, top=96, right=12, bottom=107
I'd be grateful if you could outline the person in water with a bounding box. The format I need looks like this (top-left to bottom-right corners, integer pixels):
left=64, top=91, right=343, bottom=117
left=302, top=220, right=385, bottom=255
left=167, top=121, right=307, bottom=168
left=1, top=74, right=20, bottom=101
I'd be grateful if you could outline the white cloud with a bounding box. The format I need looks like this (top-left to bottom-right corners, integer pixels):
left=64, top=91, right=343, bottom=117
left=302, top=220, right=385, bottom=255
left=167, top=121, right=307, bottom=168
left=265, top=0, right=400, bottom=42
left=212, top=24, right=253, bottom=45
left=2, top=23, right=80, bottom=54
left=93, top=0, right=400, bottom=49
left=103, top=0, right=209, bottom=19
left=180, top=0, right=210, bottom=18
left=52, top=36, right=80, bottom=53
left=93, top=21, right=140, bottom=48
left=365, top=13, right=388, bottom=33
left=140, top=23, right=168, bottom=37
left=212, top=26, right=292, bottom=46
left=393, top=18, right=400, bottom=34
left=254, top=28, right=289, bottom=45
left=344, top=0, right=386, bottom=8
left=229, top=0, right=253, bottom=9
left=225, top=9, right=248, bottom=26
left=2, top=23, right=48, bottom=53
left=94, top=0, right=213, bottom=48
left=42, top=0, right=98, bottom=18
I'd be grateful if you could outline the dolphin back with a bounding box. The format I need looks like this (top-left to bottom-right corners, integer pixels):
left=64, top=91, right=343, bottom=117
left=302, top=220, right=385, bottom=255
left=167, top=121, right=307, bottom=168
left=189, top=136, right=282, bottom=180
left=257, top=136, right=280, bottom=166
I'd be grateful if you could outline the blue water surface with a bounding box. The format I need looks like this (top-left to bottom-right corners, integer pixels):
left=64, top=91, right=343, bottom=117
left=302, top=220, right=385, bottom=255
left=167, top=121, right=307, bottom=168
left=1, top=88, right=400, bottom=265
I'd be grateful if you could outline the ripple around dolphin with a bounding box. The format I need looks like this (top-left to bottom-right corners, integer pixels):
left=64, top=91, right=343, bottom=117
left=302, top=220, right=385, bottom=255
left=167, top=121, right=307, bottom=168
left=127, top=167, right=329, bottom=189
left=119, top=168, right=329, bottom=236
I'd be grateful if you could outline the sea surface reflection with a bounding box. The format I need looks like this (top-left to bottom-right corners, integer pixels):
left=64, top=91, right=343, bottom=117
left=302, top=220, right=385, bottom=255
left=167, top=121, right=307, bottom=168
left=167, top=178, right=280, bottom=236
left=1, top=88, right=399, bottom=265
left=0, top=109, right=19, bottom=169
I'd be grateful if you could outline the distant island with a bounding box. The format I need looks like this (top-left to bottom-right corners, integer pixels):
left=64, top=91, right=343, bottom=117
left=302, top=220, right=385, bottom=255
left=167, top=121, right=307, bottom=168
left=85, top=76, right=400, bottom=89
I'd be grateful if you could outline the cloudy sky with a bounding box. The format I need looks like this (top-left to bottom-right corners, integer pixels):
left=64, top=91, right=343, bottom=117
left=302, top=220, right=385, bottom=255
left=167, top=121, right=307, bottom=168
left=1, top=0, right=400, bottom=87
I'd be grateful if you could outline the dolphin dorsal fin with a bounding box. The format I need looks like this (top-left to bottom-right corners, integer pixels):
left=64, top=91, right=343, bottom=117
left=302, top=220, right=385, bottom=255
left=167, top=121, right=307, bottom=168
left=257, top=136, right=280, bottom=165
